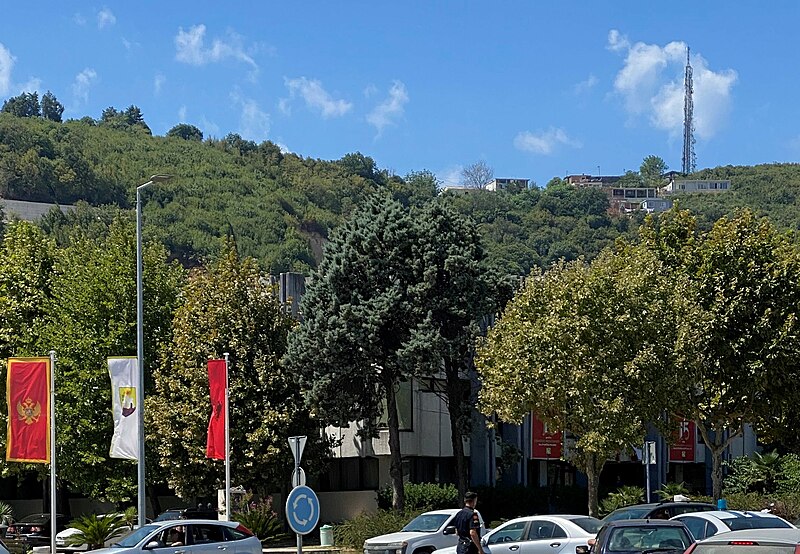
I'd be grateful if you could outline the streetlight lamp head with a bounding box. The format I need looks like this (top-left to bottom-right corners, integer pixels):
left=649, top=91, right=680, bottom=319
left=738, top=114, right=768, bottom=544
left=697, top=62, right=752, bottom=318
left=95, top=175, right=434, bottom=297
left=149, top=174, right=173, bottom=183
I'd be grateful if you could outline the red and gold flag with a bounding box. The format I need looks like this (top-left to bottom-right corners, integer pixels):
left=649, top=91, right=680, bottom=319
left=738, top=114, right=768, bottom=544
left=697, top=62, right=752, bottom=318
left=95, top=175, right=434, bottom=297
left=206, top=359, right=226, bottom=460
left=6, top=357, right=50, bottom=463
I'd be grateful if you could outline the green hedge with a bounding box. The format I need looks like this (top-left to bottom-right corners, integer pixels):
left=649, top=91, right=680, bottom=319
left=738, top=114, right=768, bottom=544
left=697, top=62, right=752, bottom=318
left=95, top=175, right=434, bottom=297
left=377, top=483, right=459, bottom=511
left=333, top=510, right=423, bottom=549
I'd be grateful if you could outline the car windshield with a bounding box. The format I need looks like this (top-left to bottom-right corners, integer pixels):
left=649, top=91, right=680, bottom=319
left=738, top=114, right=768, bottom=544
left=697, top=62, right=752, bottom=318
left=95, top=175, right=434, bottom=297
left=604, top=508, right=652, bottom=522
left=606, top=526, right=689, bottom=552
left=725, top=518, right=791, bottom=531
left=571, top=517, right=603, bottom=534
left=402, top=514, right=450, bottom=532
left=18, top=515, right=49, bottom=524
left=114, top=524, right=159, bottom=547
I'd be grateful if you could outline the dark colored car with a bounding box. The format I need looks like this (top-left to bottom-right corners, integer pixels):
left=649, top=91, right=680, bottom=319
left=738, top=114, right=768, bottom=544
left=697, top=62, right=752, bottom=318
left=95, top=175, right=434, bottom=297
left=579, top=519, right=693, bottom=554
left=603, top=502, right=715, bottom=523
left=6, top=513, right=69, bottom=547
left=685, top=528, right=800, bottom=553
left=154, top=507, right=218, bottom=522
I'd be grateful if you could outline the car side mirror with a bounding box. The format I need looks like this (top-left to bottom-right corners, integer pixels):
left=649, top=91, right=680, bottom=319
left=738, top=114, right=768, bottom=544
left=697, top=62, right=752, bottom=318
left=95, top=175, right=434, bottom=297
left=481, top=538, right=487, bottom=546
left=443, top=526, right=456, bottom=536
left=575, top=546, right=589, bottom=554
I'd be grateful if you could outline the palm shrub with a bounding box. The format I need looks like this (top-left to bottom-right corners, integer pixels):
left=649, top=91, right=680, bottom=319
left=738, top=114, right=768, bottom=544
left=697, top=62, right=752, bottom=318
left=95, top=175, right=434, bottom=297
left=0, top=502, right=14, bottom=526
left=231, top=495, right=283, bottom=544
left=599, top=486, right=645, bottom=516
left=656, top=482, right=690, bottom=500
left=120, top=507, right=138, bottom=530
left=66, top=513, right=126, bottom=550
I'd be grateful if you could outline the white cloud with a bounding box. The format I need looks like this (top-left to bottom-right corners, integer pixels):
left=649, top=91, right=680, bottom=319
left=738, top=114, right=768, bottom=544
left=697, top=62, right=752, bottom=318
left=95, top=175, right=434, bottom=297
left=177, top=106, right=187, bottom=122
left=367, top=80, right=409, bottom=135
left=174, top=24, right=257, bottom=69
left=607, top=29, right=630, bottom=52
left=72, top=68, right=98, bottom=105
left=437, top=165, right=463, bottom=188
left=283, top=77, right=352, bottom=118
left=17, top=78, right=41, bottom=94
left=97, top=8, right=116, bottom=29
left=154, top=73, right=166, bottom=95
left=231, top=92, right=270, bottom=141
left=73, top=13, right=87, bottom=26
left=363, top=84, right=378, bottom=98
left=574, top=74, right=599, bottom=95
left=608, top=30, right=737, bottom=140
left=0, top=43, right=15, bottom=95
left=514, top=127, right=581, bottom=155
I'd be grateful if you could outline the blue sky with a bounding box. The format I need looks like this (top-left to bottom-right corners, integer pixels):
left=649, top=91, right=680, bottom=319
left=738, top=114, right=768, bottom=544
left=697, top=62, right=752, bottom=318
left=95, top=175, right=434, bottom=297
left=1, top=1, right=798, bottom=187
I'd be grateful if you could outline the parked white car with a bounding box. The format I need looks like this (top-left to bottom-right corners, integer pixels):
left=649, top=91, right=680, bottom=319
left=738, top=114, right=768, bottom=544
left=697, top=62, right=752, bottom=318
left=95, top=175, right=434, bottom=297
left=671, top=510, right=796, bottom=541
left=363, top=509, right=487, bottom=554
left=55, top=515, right=131, bottom=552
left=81, top=519, right=261, bottom=554
left=436, top=515, right=602, bottom=554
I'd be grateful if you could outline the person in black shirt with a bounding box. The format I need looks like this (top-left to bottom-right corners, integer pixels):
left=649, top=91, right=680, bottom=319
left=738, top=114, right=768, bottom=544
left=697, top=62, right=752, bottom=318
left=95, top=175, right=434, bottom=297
left=453, top=491, right=481, bottom=554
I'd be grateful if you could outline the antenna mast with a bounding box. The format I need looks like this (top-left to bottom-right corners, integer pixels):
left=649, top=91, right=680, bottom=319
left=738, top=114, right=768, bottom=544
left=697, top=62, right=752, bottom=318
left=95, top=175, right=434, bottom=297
left=682, top=47, right=696, bottom=174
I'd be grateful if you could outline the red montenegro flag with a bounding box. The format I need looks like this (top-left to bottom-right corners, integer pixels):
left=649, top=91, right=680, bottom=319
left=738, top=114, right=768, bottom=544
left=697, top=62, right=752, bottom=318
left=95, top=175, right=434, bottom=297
left=206, top=359, right=226, bottom=460
left=6, top=357, right=50, bottom=463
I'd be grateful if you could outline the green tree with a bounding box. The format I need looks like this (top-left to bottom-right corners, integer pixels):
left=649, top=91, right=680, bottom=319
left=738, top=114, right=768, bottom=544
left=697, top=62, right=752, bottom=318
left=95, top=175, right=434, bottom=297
left=166, top=124, right=203, bottom=141
left=1, top=92, right=41, bottom=118
left=476, top=245, right=680, bottom=516
left=35, top=216, right=184, bottom=501
left=643, top=209, right=800, bottom=499
left=405, top=202, right=500, bottom=498
left=285, top=194, right=424, bottom=511
left=41, top=91, right=64, bottom=122
left=149, top=242, right=320, bottom=498
left=640, top=155, right=668, bottom=188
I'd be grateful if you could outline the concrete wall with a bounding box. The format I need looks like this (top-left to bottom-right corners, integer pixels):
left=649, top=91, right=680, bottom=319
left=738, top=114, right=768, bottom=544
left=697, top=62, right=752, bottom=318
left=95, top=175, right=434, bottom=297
left=318, top=491, right=377, bottom=523
left=327, top=380, right=456, bottom=459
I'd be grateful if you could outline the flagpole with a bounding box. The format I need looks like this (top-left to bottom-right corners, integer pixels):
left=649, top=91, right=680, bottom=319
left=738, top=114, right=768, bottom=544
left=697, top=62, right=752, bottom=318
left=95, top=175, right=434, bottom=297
left=224, top=352, right=230, bottom=520
left=49, top=350, right=56, bottom=554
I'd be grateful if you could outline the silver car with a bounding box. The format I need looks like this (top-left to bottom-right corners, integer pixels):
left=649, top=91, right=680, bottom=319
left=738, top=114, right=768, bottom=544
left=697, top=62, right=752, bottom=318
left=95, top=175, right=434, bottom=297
left=87, top=519, right=261, bottom=554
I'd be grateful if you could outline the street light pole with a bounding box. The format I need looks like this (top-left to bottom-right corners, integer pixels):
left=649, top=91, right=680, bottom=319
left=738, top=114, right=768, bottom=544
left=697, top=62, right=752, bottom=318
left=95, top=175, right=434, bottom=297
left=136, top=174, right=172, bottom=527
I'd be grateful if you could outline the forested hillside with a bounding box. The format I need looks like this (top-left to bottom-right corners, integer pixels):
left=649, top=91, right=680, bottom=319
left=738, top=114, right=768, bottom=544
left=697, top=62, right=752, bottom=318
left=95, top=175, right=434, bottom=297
left=1, top=110, right=798, bottom=275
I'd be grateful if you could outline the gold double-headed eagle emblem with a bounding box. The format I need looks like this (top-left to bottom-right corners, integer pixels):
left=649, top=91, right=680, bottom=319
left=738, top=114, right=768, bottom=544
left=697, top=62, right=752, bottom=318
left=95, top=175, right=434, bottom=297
left=17, top=397, right=41, bottom=425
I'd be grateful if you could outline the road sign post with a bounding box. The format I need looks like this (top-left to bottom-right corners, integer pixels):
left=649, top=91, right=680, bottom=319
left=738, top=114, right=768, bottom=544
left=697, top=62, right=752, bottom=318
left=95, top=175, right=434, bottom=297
left=288, top=436, right=309, bottom=554
left=643, top=441, right=656, bottom=502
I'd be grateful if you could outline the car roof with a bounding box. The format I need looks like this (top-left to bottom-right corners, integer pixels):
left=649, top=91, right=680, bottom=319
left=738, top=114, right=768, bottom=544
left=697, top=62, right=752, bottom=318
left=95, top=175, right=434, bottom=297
left=675, top=510, right=785, bottom=521
left=419, top=509, right=460, bottom=516
left=606, top=519, right=689, bottom=527
left=699, top=528, right=800, bottom=544
left=149, top=519, right=236, bottom=527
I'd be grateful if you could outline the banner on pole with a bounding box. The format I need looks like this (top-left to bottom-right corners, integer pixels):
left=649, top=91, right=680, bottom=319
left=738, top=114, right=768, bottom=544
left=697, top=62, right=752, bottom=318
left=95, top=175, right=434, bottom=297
left=108, top=357, right=139, bottom=460
left=7, top=357, right=51, bottom=463
left=669, top=417, right=696, bottom=463
left=206, top=359, right=226, bottom=460
left=531, top=413, right=563, bottom=460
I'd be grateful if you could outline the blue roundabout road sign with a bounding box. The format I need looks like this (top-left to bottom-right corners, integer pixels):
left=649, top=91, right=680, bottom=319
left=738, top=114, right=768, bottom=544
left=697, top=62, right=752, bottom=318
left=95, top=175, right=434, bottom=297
left=286, top=485, right=320, bottom=535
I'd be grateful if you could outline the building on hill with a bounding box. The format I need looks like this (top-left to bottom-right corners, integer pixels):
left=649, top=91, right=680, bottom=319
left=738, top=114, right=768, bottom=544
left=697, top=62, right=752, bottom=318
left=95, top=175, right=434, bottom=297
left=0, top=197, right=76, bottom=222
left=639, top=198, right=674, bottom=214
left=565, top=174, right=621, bottom=187
left=661, top=178, right=731, bottom=195
left=439, top=185, right=481, bottom=195
left=484, top=178, right=529, bottom=191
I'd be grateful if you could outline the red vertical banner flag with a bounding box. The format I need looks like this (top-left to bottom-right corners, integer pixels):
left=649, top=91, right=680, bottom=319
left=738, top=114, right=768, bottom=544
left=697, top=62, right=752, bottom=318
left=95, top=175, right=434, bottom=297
left=6, top=357, right=51, bottom=463
left=206, top=359, right=226, bottom=460
left=531, top=413, right=563, bottom=459
left=669, top=417, right=696, bottom=463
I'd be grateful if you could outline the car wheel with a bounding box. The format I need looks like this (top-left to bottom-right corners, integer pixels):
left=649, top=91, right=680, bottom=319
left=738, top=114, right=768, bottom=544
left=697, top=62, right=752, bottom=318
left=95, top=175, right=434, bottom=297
left=413, top=547, right=436, bottom=554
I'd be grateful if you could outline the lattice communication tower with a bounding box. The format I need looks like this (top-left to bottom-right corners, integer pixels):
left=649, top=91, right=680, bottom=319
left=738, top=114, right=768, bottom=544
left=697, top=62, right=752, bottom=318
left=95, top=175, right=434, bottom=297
left=682, top=47, right=696, bottom=174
